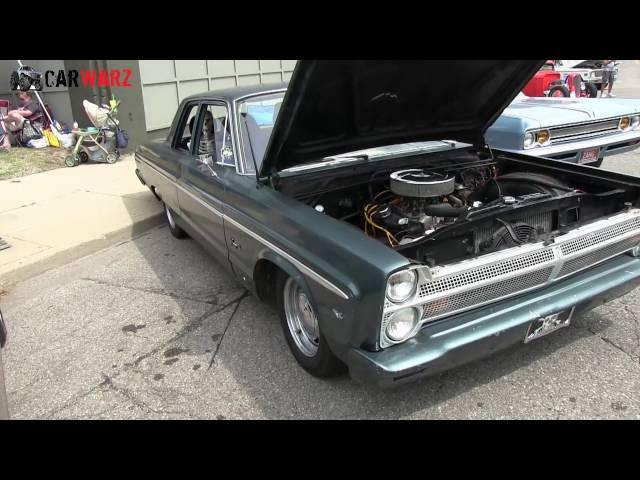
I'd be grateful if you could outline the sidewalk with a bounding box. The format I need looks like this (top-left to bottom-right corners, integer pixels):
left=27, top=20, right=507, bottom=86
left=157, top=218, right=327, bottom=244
left=0, top=154, right=164, bottom=289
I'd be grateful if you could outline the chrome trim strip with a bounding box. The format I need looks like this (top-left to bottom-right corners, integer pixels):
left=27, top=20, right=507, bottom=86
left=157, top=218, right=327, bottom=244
left=224, top=213, right=350, bottom=300
left=175, top=179, right=349, bottom=300
left=175, top=182, right=224, bottom=218
left=136, top=155, right=177, bottom=182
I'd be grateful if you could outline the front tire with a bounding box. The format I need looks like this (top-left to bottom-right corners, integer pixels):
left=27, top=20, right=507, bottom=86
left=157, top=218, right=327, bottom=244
left=164, top=203, right=188, bottom=239
left=277, top=272, right=345, bottom=377
left=548, top=85, right=570, bottom=97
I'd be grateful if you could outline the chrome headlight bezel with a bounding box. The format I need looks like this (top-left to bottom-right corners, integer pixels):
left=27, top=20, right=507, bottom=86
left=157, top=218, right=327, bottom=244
left=619, top=116, right=631, bottom=131
left=386, top=269, right=418, bottom=304
left=383, top=307, right=420, bottom=344
left=630, top=115, right=640, bottom=130
left=524, top=129, right=551, bottom=149
left=523, top=132, right=535, bottom=149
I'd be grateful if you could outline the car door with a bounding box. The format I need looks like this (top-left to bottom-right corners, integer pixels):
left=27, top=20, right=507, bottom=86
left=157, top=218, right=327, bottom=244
left=176, top=101, right=234, bottom=268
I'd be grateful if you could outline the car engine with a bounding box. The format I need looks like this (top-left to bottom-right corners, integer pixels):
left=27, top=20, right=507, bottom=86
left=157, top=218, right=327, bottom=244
left=285, top=148, right=631, bottom=266
left=365, top=168, right=469, bottom=246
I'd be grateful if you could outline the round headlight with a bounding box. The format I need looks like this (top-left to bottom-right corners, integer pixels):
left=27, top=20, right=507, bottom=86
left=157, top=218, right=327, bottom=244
left=535, top=130, right=550, bottom=145
left=386, top=270, right=418, bottom=303
left=385, top=308, right=419, bottom=342
left=619, top=117, right=631, bottom=131
left=523, top=132, right=535, bottom=149
left=631, top=116, right=640, bottom=130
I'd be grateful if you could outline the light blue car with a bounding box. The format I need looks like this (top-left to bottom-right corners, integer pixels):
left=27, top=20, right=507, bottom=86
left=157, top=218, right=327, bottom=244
left=485, top=93, right=640, bottom=166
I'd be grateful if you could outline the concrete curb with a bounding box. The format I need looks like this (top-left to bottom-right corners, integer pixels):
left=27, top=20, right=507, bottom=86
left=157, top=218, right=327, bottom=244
left=0, top=211, right=165, bottom=290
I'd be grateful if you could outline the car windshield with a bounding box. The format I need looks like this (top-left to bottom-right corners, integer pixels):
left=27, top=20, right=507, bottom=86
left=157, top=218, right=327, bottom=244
left=237, top=92, right=285, bottom=173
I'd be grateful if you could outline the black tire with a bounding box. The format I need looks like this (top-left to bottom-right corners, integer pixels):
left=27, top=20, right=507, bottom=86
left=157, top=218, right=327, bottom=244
left=276, top=271, right=345, bottom=378
left=584, top=82, right=598, bottom=98
left=164, top=203, right=188, bottom=239
left=548, top=85, right=570, bottom=97
left=18, top=75, right=31, bottom=91
left=9, top=72, right=18, bottom=90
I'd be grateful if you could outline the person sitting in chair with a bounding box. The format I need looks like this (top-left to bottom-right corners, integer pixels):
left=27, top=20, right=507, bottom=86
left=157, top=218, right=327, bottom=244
left=0, top=91, right=42, bottom=150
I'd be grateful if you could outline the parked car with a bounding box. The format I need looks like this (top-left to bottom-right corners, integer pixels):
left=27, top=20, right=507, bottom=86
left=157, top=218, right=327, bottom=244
left=0, top=308, right=8, bottom=419
left=135, top=61, right=640, bottom=387
left=486, top=93, right=640, bottom=166
left=554, top=60, right=620, bottom=91
left=523, top=61, right=598, bottom=98
left=522, top=61, right=570, bottom=98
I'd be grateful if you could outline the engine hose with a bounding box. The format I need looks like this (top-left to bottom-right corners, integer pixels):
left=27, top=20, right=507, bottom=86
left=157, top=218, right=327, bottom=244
left=423, top=203, right=468, bottom=217
left=446, top=194, right=465, bottom=207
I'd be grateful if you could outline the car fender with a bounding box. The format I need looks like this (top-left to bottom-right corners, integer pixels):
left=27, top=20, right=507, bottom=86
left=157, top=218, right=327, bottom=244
left=257, top=249, right=315, bottom=302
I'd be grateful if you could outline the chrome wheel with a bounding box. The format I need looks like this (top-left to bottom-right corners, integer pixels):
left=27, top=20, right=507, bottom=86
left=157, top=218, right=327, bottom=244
left=283, top=277, right=319, bottom=357
left=165, top=205, right=176, bottom=229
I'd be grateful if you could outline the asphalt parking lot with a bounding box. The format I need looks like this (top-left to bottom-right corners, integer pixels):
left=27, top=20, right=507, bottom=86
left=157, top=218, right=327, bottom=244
left=3, top=62, right=640, bottom=419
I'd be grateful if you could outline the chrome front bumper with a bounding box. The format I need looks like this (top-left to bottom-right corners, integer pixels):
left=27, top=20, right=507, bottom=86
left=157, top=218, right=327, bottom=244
left=351, top=254, right=640, bottom=387
left=501, top=130, right=640, bottom=163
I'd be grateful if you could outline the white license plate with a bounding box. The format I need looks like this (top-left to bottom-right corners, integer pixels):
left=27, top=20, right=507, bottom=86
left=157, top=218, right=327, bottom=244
left=579, top=148, right=600, bottom=164
left=524, top=307, right=575, bottom=343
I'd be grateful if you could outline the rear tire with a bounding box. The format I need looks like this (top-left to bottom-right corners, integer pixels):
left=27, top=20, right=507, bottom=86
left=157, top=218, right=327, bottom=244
left=548, top=85, right=570, bottom=97
left=583, top=82, right=598, bottom=98
left=276, top=272, right=345, bottom=378
left=164, top=203, right=188, bottom=239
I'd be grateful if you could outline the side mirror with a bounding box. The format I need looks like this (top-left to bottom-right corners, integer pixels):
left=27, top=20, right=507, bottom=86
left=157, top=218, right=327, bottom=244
left=197, top=154, right=214, bottom=167
left=196, top=154, right=217, bottom=176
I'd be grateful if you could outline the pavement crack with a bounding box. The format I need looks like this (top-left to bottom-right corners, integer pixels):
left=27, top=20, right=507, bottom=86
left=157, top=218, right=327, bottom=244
left=81, top=277, right=219, bottom=305
left=599, top=336, right=639, bottom=364
left=42, top=383, right=103, bottom=418
left=129, top=290, right=248, bottom=368
left=208, top=291, right=249, bottom=370
left=99, top=373, right=187, bottom=416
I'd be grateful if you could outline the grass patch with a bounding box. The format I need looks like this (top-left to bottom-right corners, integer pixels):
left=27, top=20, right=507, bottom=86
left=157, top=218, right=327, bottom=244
left=0, top=146, right=70, bottom=180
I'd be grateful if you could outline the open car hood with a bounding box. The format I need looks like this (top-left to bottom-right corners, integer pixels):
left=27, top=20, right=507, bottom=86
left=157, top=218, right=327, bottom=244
left=259, top=60, right=545, bottom=178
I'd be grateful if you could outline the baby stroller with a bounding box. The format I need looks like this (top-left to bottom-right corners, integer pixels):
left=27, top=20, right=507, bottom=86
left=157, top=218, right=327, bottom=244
left=65, top=98, right=122, bottom=167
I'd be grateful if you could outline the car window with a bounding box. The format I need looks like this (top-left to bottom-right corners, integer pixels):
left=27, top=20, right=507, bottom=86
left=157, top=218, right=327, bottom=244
left=193, top=103, right=235, bottom=167
left=175, top=103, right=200, bottom=153
left=237, top=92, right=284, bottom=173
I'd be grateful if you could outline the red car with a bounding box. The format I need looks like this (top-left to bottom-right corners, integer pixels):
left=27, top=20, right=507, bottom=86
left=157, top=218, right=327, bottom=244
left=523, top=61, right=598, bottom=98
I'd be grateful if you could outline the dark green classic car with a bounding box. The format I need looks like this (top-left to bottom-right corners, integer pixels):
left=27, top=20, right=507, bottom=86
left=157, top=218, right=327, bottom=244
left=135, top=61, right=640, bottom=387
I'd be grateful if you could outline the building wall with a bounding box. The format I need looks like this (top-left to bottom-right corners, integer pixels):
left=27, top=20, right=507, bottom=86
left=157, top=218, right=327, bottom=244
left=2, top=59, right=299, bottom=150
left=0, top=59, right=74, bottom=126
left=139, top=60, right=297, bottom=139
